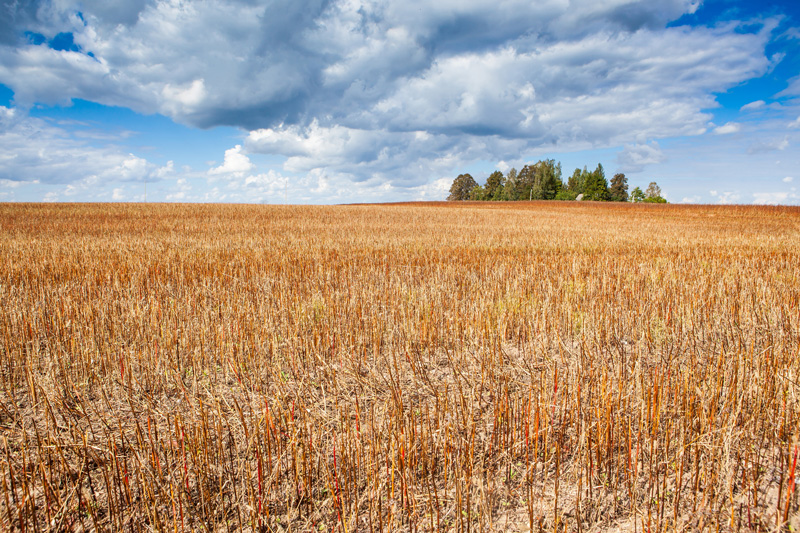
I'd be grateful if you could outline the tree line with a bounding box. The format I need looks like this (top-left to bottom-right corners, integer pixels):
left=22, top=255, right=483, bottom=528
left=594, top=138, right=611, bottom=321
left=447, top=160, right=666, bottom=203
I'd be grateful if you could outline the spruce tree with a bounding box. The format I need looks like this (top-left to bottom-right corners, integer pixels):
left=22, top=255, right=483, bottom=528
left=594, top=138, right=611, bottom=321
left=582, top=164, right=609, bottom=201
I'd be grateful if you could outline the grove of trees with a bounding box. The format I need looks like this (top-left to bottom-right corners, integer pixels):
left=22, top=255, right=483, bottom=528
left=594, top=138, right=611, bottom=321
left=447, top=161, right=667, bottom=203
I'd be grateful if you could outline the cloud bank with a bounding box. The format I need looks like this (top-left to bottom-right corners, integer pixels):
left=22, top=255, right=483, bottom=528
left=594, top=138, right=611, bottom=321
left=0, top=0, right=791, bottom=197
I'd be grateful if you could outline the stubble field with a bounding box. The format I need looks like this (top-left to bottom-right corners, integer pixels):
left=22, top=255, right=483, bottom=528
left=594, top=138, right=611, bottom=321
left=0, top=201, right=799, bottom=532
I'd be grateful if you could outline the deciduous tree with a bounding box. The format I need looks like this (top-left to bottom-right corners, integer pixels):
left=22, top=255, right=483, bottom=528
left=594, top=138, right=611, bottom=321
left=539, top=159, right=562, bottom=200
left=484, top=171, right=505, bottom=200
left=447, top=174, right=478, bottom=201
left=501, top=168, right=519, bottom=201
left=645, top=181, right=662, bottom=199
left=469, top=185, right=487, bottom=201
left=516, top=165, right=536, bottom=200
left=642, top=182, right=667, bottom=203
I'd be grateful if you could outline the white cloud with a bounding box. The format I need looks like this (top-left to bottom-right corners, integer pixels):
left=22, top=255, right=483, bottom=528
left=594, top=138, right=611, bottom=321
left=784, top=177, right=794, bottom=183
left=0, top=1, right=792, bottom=201
left=709, top=190, right=742, bottom=204
left=411, top=177, right=452, bottom=200
left=741, top=100, right=765, bottom=111
left=117, top=155, right=150, bottom=180
left=247, top=121, right=387, bottom=168
left=245, top=122, right=488, bottom=187
left=747, top=136, right=789, bottom=154
left=155, top=161, right=175, bottom=179
left=0, top=106, right=16, bottom=122
left=161, top=79, right=207, bottom=116
left=0, top=105, right=172, bottom=186
left=366, top=25, right=765, bottom=145
left=616, top=142, right=666, bottom=173
left=0, top=1, right=770, bottom=139
left=0, top=178, right=31, bottom=188
left=248, top=17, right=770, bottom=185
left=165, top=191, right=186, bottom=200
left=776, top=75, right=800, bottom=98
left=208, top=145, right=256, bottom=177
left=714, top=122, right=741, bottom=135
left=753, top=192, right=799, bottom=205
left=681, top=196, right=700, bottom=203
left=75, top=0, right=149, bottom=26
left=112, top=188, right=124, bottom=200
left=310, top=170, right=330, bottom=194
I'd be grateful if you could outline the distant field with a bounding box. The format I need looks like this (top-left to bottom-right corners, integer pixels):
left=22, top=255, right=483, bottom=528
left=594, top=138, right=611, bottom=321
left=1, top=202, right=799, bottom=532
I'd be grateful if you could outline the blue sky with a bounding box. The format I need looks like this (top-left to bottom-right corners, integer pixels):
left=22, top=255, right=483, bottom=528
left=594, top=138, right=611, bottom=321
left=0, top=0, right=798, bottom=204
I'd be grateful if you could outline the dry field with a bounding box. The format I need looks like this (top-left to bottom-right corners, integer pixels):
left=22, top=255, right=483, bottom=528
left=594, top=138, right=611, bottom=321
left=0, top=202, right=799, bottom=532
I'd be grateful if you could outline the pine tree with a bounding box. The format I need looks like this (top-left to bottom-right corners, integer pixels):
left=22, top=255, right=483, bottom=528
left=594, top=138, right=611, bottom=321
left=609, top=173, right=628, bottom=202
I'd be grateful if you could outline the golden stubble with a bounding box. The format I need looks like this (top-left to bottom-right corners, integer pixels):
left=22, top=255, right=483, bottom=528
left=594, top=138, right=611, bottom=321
left=0, top=201, right=798, bottom=532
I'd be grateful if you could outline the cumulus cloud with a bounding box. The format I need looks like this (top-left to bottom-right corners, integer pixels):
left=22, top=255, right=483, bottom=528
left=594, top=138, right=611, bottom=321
left=784, top=176, right=794, bottom=183
left=365, top=25, right=763, bottom=144
left=244, top=122, right=511, bottom=187
left=0, top=2, right=768, bottom=131
left=245, top=17, right=768, bottom=185
left=161, top=79, right=207, bottom=117
left=209, top=145, right=255, bottom=177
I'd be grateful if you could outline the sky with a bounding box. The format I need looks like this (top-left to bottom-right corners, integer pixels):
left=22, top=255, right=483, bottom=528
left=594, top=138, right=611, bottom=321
left=0, top=0, right=799, bottom=205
